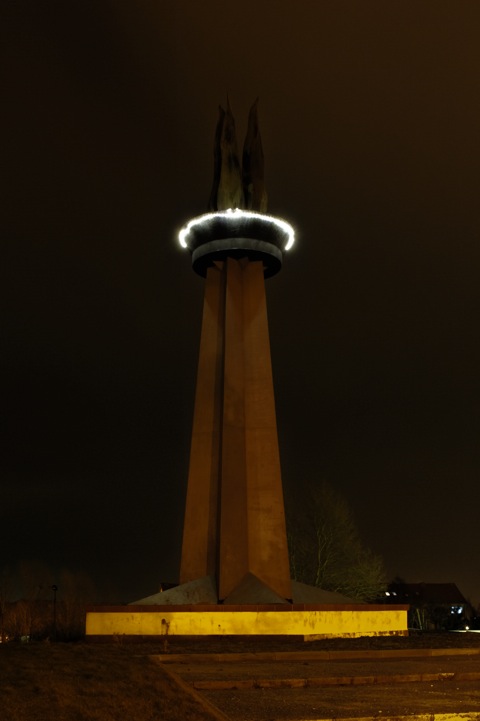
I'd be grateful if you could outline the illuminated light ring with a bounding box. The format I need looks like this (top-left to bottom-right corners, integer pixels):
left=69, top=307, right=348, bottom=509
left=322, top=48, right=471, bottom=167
left=178, top=209, right=295, bottom=278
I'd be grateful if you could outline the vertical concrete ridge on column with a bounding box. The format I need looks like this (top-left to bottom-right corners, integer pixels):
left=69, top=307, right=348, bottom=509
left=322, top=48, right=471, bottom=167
left=180, top=263, right=225, bottom=584
left=219, top=258, right=249, bottom=599
left=242, top=260, right=291, bottom=600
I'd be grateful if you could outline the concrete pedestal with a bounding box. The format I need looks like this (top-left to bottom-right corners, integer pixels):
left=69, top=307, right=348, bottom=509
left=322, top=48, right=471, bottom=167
left=86, top=603, right=408, bottom=640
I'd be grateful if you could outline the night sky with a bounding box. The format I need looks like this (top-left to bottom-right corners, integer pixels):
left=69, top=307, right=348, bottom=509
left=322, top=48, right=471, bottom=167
left=3, top=1, right=480, bottom=606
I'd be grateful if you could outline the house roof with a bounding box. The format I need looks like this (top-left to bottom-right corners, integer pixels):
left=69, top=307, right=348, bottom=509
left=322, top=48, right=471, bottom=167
left=387, top=582, right=468, bottom=605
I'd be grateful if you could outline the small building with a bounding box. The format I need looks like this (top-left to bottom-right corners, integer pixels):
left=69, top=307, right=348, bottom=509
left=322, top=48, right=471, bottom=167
left=384, top=582, right=471, bottom=630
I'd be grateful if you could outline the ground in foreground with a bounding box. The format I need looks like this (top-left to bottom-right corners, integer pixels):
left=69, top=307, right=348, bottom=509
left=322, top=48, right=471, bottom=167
left=1, top=633, right=480, bottom=721
left=0, top=641, right=217, bottom=721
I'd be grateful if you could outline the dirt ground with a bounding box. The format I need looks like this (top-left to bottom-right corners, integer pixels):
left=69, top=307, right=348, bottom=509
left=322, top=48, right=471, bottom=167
left=155, top=632, right=480, bottom=720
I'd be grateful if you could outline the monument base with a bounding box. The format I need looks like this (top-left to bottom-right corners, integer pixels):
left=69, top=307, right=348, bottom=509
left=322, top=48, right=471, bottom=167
left=86, top=578, right=408, bottom=640
left=85, top=603, right=408, bottom=641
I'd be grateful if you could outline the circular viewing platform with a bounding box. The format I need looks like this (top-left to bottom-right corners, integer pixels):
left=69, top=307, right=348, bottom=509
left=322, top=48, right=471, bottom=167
left=178, top=209, right=295, bottom=278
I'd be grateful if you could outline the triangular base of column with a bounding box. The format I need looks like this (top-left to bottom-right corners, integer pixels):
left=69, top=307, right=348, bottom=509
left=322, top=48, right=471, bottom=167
left=131, top=575, right=218, bottom=605
left=222, top=572, right=290, bottom=605
left=129, top=576, right=361, bottom=606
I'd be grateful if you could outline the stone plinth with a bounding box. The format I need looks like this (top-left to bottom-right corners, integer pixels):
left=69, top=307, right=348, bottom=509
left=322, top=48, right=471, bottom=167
left=86, top=604, right=409, bottom=640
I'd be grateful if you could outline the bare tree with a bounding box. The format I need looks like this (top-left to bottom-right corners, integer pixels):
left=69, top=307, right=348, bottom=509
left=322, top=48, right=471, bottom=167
left=286, top=480, right=387, bottom=601
left=15, top=561, right=53, bottom=639
left=3, top=562, right=97, bottom=640
left=56, top=568, right=96, bottom=640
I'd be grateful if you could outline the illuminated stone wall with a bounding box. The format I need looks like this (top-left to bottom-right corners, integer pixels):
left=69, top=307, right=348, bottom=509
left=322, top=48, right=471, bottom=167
left=86, top=605, right=408, bottom=639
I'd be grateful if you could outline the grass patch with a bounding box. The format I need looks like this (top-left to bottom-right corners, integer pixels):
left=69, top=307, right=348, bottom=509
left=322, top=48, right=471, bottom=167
left=0, top=642, right=219, bottom=720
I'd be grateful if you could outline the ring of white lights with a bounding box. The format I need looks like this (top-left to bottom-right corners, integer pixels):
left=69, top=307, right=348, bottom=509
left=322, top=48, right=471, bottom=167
left=178, top=209, right=295, bottom=278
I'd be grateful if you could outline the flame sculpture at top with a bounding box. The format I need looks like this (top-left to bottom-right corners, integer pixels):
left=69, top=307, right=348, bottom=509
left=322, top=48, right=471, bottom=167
left=208, top=98, right=267, bottom=213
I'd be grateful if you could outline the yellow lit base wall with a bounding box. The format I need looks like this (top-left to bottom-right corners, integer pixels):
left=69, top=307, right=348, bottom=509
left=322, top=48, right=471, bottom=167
left=85, top=605, right=408, bottom=639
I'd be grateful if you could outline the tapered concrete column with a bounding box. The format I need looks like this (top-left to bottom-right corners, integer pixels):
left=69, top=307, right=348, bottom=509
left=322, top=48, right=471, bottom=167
left=180, top=255, right=291, bottom=601
left=179, top=263, right=225, bottom=583
left=218, top=258, right=249, bottom=598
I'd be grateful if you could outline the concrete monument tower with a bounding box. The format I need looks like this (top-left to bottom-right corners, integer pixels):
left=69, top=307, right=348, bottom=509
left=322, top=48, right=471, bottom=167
left=86, top=101, right=409, bottom=637
left=178, top=100, right=294, bottom=603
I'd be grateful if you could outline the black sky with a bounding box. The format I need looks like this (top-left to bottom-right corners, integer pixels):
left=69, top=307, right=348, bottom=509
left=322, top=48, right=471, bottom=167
left=2, top=0, right=480, bottom=605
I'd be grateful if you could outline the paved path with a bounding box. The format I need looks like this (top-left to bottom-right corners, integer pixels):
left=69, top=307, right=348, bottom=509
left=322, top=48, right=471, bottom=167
left=153, top=647, right=480, bottom=721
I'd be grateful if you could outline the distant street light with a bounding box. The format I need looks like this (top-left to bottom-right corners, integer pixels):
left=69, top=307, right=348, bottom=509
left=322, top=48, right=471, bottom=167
left=51, top=585, right=58, bottom=640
